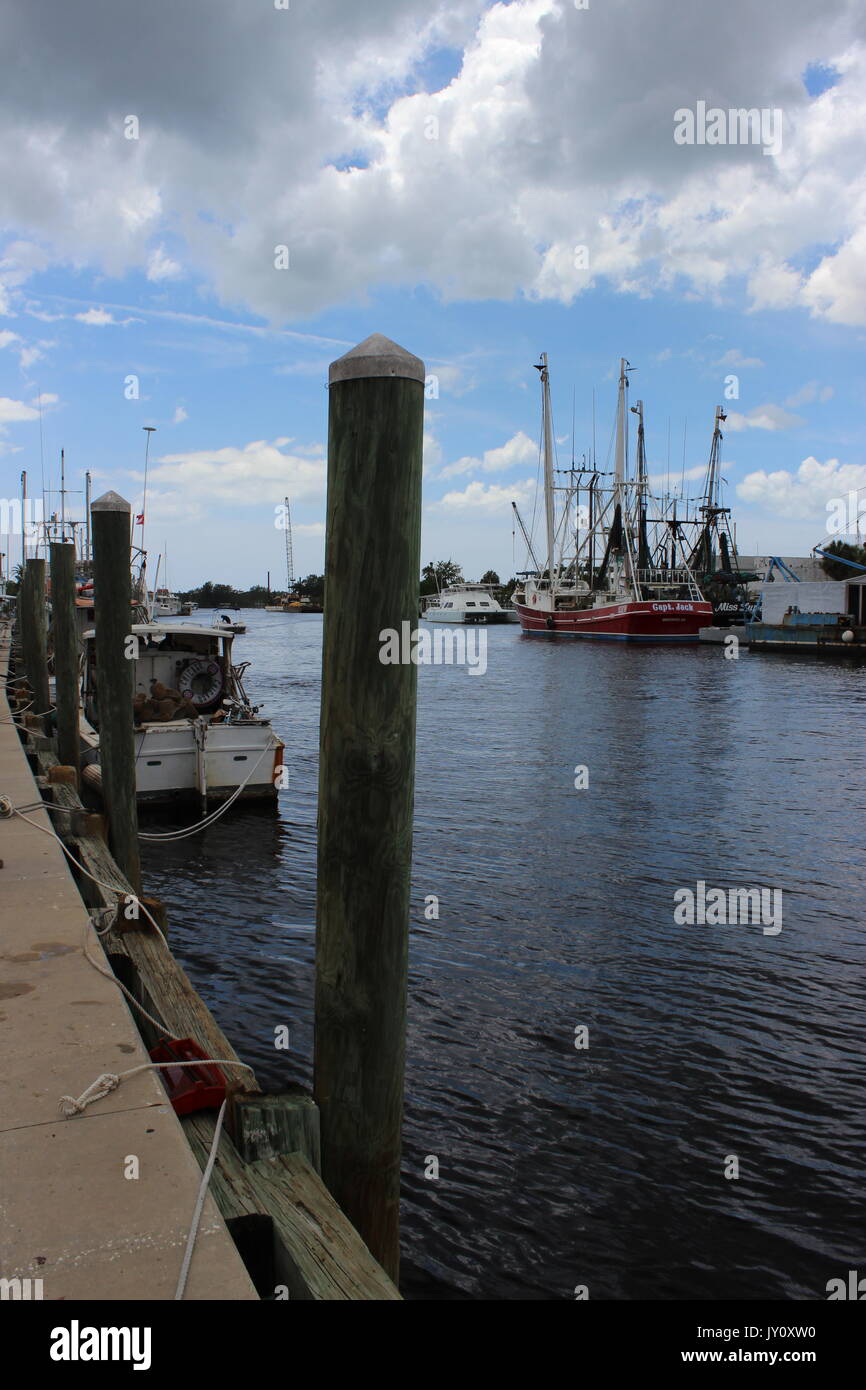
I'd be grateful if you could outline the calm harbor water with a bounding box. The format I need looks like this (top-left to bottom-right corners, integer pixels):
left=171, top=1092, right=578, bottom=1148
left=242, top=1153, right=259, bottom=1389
left=141, top=609, right=866, bottom=1301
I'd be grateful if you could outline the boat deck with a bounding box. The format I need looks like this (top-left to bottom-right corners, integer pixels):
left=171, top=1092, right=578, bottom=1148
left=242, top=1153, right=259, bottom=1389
left=0, top=619, right=257, bottom=1300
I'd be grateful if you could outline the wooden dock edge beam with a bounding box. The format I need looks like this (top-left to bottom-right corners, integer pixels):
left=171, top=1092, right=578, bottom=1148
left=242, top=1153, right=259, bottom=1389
left=23, top=735, right=396, bottom=1299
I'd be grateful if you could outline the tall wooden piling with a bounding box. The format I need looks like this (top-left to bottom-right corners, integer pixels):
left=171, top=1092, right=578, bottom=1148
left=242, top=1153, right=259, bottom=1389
left=19, top=558, right=50, bottom=731
left=314, top=333, right=425, bottom=1283
left=49, top=541, right=80, bottom=779
left=91, top=491, right=141, bottom=895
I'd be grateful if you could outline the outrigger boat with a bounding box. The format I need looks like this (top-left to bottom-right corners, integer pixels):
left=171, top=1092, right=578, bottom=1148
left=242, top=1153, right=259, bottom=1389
left=79, top=620, right=283, bottom=807
left=512, top=355, right=713, bottom=641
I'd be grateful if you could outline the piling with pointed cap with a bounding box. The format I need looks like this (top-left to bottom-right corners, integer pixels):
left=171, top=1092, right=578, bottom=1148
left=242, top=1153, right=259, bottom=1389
left=314, top=332, right=425, bottom=1284
left=90, top=491, right=141, bottom=895
left=50, top=542, right=80, bottom=780
left=19, top=558, right=50, bottom=732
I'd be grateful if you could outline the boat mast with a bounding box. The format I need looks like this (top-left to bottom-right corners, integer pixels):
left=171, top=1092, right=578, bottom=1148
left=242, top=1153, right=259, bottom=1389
left=614, top=357, right=628, bottom=494
left=631, top=399, right=649, bottom=569
left=690, top=404, right=729, bottom=575
left=535, top=354, right=557, bottom=588
left=138, top=426, right=156, bottom=606
left=85, top=471, right=92, bottom=564
left=705, top=405, right=725, bottom=510
left=612, top=358, right=641, bottom=598
left=20, top=469, right=27, bottom=568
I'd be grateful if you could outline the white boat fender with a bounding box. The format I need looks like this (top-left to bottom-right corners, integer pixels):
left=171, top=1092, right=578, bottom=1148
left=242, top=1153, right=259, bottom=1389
left=177, top=658, right=224, bottom=708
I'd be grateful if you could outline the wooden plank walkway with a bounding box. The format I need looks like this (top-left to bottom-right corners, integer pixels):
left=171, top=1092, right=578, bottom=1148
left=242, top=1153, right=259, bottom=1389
left=0, top=618, right=258, bottom=1300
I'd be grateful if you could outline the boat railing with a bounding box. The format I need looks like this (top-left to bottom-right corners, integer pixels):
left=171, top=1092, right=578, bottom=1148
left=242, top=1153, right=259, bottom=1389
left=636, top=567, right=705, bottom=599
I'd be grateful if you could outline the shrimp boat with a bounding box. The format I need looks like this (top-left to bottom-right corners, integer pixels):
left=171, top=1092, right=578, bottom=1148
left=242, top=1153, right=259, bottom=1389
left=513, top=355, right=712, bottom=641
left=79, top=620, right=284, bottom=807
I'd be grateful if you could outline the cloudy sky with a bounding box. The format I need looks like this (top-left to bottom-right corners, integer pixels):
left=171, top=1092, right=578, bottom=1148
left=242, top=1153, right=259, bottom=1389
left=1, top=0, right=865, bottom=587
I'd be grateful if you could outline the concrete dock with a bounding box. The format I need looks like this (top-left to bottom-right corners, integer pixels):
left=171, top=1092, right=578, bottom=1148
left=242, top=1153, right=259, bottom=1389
left=0, top=619, right=258, bottom=1300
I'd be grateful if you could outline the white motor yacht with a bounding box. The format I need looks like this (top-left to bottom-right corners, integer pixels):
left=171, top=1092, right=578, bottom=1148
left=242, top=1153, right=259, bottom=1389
left=422, top=584, right=518, bottom=624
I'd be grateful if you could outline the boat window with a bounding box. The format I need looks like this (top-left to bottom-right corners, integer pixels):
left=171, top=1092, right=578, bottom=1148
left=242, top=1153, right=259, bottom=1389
left=465, top=601, right=476, bottom=607
left=480, top=601, right=491, bottom=607
left=444, top=602, right=453, bottom=608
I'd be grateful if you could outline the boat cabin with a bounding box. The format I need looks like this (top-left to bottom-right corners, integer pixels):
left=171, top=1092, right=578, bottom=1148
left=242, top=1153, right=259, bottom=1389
left=82, top=621, right=252, bottom=727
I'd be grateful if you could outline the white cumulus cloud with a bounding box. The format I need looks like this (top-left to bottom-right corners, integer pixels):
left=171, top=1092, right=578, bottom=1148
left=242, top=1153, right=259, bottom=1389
left=724, top=403, right=805, bottom=431
left=737, top=456, right=866, bottom=520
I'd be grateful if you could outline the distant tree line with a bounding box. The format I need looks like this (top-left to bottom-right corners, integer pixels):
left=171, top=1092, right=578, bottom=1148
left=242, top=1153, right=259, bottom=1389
left=180, top=574, right=326, bottom=607
left=179, top=563, right=523, bottom=608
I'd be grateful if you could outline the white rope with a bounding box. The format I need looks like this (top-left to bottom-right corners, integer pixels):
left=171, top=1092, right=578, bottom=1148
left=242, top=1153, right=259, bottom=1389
left=138, top=743, right=273, bottom=841
left=59, top=1060, right=253, bottom=1118
left=174, top=1098, right=227, bottom=1301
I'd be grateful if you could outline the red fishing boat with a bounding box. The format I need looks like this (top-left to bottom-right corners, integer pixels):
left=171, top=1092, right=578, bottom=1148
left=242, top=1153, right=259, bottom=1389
left=512, top=356, right=712, bottom=642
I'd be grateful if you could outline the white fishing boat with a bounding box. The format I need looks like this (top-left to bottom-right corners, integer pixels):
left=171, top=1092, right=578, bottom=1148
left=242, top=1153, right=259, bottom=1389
left=149, top=586, right=181, bottom=617
left=79, top=620, right=283, bottom=807
left=423, top=584, right=518, bottom=624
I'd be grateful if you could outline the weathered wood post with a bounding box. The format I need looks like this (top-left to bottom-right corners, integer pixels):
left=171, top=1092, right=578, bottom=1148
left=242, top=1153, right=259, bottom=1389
left=49, top=541, right=80, bottom=780
left=20, top=558, right=50, bottom=732
left=91, top=491, right=141, bottom=896
left=314, top=333, right=425, bottom=1283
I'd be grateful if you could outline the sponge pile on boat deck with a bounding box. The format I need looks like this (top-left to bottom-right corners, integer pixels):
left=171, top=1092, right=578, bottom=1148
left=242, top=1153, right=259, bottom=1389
left=133, top=681, right=199, bottom=724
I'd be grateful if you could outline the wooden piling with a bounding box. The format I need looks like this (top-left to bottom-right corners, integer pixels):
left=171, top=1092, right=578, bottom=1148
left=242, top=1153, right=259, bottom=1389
left=313, top=333, right=425, bottom=1283
left=90, top=491, right=141, bottom=895
left=19, top=558, right=50, bottom=732
left=49, top=541, right=80, bottom=781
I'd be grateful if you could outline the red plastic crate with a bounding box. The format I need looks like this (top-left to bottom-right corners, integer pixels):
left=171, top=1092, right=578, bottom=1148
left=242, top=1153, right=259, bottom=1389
left=148, top=1037, right=227, bottom=1116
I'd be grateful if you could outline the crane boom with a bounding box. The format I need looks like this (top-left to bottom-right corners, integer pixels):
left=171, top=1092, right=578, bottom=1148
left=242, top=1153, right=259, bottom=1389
left=284, top=495, right=295, bottom=593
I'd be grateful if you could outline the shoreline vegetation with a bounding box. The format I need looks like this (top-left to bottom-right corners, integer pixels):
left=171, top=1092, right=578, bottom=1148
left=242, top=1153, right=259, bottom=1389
left=179, top=562, right=519, bottom=610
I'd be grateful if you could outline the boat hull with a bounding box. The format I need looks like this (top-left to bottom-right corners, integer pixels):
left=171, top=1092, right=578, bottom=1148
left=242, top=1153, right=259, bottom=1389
left=82, top=719, right=283, bottom=805
left=424, top=612, right=516, bottom=625
left=515, top=598, right=714, bottom=641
